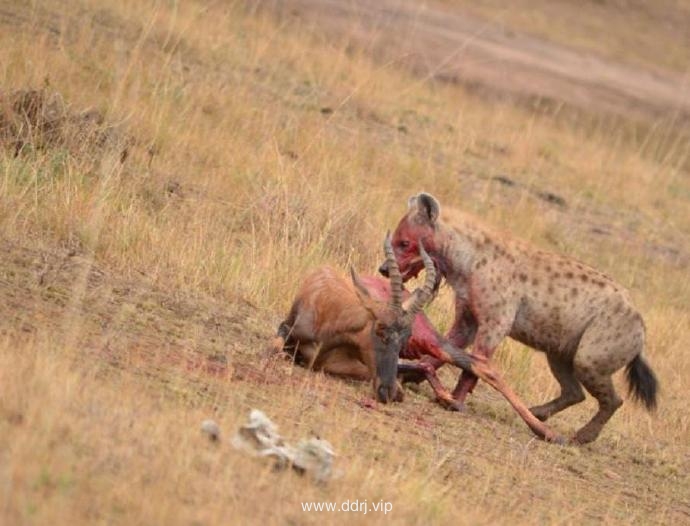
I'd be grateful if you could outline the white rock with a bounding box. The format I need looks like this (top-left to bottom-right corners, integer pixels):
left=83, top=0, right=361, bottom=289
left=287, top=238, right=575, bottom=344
left=201, top=419, right=221, bottom=442
left=230, top=409, right=337, bottom=482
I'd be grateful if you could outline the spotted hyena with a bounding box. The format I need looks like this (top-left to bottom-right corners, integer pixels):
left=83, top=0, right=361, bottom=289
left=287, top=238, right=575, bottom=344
left=380, top=192, right=658, bottom=444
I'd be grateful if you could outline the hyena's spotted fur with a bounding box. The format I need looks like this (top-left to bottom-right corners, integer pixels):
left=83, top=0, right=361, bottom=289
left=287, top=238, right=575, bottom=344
left=383, top=193, right=658, bottom=444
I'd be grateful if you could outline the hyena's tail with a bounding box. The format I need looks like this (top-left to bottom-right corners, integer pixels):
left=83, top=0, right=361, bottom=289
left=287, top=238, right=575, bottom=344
left=626, top=354, right=658, bottom=411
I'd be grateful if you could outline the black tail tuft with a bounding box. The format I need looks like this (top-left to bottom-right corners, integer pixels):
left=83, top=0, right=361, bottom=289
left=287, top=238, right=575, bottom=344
left=626, top=354, right=658, bottom=411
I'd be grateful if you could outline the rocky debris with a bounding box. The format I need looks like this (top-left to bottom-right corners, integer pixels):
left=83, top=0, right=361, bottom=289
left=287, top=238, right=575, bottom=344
left=201, top=419, right=221, bottom=442
left=202, top=409, right=336, bottom=483
left=291, top=437, right=336, bottom=482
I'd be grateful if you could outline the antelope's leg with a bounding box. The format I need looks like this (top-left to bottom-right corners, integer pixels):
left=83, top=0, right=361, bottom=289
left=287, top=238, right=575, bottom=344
left=470, top=357, right=565, bottom=443
left=398, top=356, right=444, bottom=384
left=438, top=344, right=565, bottom=443
left=314, top=346, right=371, bottom=381
left=397, top=361, right=463, bottom=411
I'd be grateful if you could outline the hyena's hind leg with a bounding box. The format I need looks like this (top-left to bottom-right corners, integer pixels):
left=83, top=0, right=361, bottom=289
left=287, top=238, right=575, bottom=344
left=569, top=316, right=644, bottom=444
left=571, top=372, right=621, bottom=444
left=529, top=353, right=585, bottom=421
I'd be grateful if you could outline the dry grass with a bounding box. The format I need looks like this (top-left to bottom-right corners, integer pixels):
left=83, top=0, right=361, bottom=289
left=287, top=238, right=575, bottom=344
left=0, top=0, right=688, bottom=524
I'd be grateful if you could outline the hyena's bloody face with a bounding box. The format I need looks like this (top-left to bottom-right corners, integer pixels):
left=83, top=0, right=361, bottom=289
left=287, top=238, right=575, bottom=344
left=379, top=193, right=441, bottom=283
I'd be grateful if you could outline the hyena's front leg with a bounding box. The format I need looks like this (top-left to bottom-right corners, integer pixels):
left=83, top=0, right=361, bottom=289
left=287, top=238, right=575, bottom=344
left=446, top=305, right=478, bottom=405
left=451, top=313, right=513, bottom=405
left=446, top=304, right=478, bottom=349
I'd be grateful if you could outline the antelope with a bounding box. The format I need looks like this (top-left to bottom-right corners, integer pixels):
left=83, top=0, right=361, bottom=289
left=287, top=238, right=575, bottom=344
left=269, top=234, right=437, bottom=404
left=269, top=234, right=566, bottom=443
left=382, top=192, right=658, bottom=444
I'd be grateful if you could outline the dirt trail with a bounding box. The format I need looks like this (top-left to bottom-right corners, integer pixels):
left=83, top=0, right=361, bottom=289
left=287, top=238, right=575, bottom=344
left=272, top=0, right=690, bottom=123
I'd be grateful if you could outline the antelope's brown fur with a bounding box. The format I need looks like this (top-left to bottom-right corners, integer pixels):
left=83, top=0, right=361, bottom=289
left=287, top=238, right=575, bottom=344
left=268, top=236, right=437, bottom=404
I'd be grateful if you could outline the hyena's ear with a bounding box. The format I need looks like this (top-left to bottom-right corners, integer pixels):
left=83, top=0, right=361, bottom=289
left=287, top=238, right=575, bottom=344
left=408, top=193, right=440, bottom=226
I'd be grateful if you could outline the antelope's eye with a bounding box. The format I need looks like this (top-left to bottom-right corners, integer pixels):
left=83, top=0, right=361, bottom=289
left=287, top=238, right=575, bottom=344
left=398, top=240, right=410, bottom=249
left=375, top=323, right=388, bottom=339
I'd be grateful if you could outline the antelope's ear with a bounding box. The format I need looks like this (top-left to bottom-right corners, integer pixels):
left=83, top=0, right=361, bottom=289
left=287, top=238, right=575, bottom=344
left=350, top=268, right=380, bottom=319
left=349, top=267, right=371, bottom=300
left=408, top=192, right=440, bottom=226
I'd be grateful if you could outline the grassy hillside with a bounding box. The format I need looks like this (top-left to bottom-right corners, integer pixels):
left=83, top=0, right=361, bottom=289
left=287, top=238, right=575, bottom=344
left=1, top=0, right=688, bottom=524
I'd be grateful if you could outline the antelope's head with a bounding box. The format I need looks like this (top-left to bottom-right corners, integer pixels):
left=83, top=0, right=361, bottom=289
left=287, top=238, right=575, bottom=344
left=351, top=233, right=437, bottom=403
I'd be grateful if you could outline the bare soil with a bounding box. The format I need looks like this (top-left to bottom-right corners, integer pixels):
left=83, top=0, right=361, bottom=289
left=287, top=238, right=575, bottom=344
left=269, top=0, right=690, bottom=125
left=0, top=238, right=265, bottom=388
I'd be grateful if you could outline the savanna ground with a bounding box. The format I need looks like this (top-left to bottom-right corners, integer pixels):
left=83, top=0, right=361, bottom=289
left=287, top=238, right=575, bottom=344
left=0, top=0, right=688, bottom=524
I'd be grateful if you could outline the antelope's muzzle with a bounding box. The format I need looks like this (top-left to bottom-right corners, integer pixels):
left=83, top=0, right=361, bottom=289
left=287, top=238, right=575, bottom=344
left=375, top=343, right=402, bottom=404
left=377, top=382, right=397, bottom=404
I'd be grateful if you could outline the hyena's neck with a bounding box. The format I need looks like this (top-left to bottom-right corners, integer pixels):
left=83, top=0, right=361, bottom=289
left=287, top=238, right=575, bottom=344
left=436, top=216, right=516, bottom=281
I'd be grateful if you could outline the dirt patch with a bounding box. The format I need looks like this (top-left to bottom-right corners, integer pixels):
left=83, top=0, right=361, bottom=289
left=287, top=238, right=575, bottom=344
left=0, top=238, right=267, bottom=384
left=0, top=88, right=131, bottom=161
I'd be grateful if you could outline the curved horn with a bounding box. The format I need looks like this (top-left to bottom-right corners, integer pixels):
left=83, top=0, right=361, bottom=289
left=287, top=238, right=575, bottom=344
left=384, top=231, right=404, bottom=315
left=402, top=241, right=436, bottom=319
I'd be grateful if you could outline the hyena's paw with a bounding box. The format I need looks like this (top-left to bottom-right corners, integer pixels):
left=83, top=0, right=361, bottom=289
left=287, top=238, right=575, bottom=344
left=571, top=427, right=599, bottom=445
left=528, top=404, right=552, bottom=422
left=437, top=396, right=466, bottom=412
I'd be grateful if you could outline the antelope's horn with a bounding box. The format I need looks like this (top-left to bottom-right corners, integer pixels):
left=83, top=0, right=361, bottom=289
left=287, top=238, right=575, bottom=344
left=384, top=231, right=403, bottom=314
left=402, top=241, right=436, bottom=318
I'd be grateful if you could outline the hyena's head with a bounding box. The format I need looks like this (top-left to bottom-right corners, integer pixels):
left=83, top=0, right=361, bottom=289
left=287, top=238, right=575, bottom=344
left=379, top=193, right=442, bottom=283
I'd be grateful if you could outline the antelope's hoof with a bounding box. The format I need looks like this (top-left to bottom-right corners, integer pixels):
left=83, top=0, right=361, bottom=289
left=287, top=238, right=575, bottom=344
left=545, top=433, right=568, bottom=446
